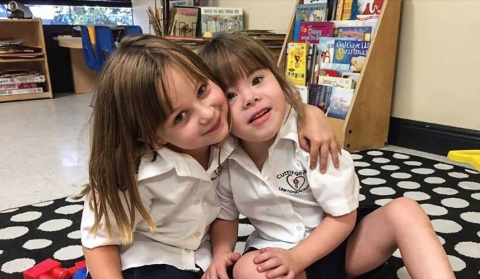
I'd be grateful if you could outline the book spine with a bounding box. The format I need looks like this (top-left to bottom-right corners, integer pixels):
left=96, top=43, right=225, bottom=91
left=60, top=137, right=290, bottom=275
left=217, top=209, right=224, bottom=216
left=0, top=87, right=43, bottom=96
left=336, top=0, right=345, bottom=20
left=0, top=83, right=37, bottom=90
left=0, top=75, right=45, bottom=85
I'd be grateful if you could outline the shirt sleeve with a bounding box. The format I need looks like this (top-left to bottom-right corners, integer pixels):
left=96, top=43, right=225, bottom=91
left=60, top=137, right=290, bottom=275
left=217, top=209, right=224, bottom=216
left=306, top=150, right=359, bottom=216
left=217, top=163, right=240, bottom=220
left=81, top=184, right=154, bottom=248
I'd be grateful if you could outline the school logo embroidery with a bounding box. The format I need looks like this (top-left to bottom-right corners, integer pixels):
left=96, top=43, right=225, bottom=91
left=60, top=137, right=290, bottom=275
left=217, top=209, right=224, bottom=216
left=276, top=170, right=309, bottom=194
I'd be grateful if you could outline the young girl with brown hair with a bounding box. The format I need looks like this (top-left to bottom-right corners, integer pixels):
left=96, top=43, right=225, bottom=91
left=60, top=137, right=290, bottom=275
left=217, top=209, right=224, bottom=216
left=80, top=35, right=339, bottom=279
left=199, top=33, right=455, bottom=279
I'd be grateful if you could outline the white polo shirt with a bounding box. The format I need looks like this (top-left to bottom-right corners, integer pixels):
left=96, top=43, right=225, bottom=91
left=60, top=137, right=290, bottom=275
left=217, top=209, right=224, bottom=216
left=81, top=139, right=234, bottom=272
left=218, top=111, right=359, bottom=250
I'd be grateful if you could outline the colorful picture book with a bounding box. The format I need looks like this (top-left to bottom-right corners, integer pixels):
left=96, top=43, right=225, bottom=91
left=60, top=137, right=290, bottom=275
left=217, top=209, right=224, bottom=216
left=325, top=87, right=354, bottom=120
left=332, top=39, right=370, bottom=72
left=171, top=7, right=200, bottom=37
left=309, top=84, right=332, bottom=113
left=336, top=26, right=373, bottom=41
left=286, top=42, right=309, bottom=86
left=318, top=37, right=355, bottom=72
left=356, top=0, right=385, bottom=19
left=296, top=3, right=328, bottom=24
left=200, top=7, right=243, bottom=37
left=297, top=21, right=334, bottom=43
left=318, top=76, right=354, bottom=89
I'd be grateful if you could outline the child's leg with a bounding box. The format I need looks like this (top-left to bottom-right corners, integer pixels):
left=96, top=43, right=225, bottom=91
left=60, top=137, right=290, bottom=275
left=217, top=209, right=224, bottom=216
left=233, top=250, right=306, bottom=279
left=345, top=197, right=455, bottom=278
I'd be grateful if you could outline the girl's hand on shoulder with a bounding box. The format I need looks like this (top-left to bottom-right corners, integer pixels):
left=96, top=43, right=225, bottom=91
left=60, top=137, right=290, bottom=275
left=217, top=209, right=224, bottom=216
left=299, top=104, right=340, bottom=173
left=253, top=247, right=302, bottom=279
left=202, top=252, right=241, bottom=279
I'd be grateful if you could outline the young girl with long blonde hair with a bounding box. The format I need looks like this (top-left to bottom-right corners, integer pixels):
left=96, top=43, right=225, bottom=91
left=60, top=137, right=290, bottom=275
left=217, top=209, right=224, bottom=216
left=199, top=33, right=455, bottom=279
left=80, top=35, right=339, bottom=279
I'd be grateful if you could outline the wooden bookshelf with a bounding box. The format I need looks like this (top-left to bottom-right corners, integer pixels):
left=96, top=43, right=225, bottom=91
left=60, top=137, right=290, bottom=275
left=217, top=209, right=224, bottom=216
left=280, top=0, right=403, bottom=152
left=0, top=18, right=53, bottom=102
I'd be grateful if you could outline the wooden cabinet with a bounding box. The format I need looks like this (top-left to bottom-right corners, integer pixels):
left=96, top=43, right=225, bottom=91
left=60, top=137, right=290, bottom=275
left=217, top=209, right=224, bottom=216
left=0, top=18, right=53, bottom=102
left=279, top=0, right=403, bottom=152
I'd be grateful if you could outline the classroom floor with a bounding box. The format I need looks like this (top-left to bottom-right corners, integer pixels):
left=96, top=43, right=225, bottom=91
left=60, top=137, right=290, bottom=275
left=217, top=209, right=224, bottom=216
left=0, top=93, right=473, bottom=211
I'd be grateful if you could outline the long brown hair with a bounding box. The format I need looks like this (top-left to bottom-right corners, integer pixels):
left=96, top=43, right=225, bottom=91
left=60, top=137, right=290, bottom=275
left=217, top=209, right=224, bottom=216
left=198, top=33, right=304, bottom=120
left=81, top=35, right=220, bottom=244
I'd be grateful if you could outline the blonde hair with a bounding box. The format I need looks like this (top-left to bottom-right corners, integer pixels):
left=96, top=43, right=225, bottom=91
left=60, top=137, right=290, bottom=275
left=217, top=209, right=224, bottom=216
left=198, top=33, right=304, bottom=120
left=81, top=35, right=221, bottom=244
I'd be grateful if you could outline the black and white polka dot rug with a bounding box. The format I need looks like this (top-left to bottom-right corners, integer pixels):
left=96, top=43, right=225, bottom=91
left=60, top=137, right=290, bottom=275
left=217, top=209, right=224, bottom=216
left=1, top=150, right=479, bottom=278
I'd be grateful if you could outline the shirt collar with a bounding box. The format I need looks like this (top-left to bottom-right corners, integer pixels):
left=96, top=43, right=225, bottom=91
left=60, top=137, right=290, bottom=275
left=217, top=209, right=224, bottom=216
left=137, top=137, right=235, bottom=182
left=229, top=106, right=300, bottom=162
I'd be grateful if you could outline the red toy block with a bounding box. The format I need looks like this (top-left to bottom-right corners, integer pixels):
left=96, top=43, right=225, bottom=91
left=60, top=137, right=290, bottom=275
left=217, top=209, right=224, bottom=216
left=23, top=258, right=74, bottom=279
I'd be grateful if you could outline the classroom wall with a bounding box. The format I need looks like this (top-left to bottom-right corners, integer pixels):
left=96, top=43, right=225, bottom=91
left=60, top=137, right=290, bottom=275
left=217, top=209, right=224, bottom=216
left=133, top=0, right=480, bottom=131
left=392, top=0, right=480, bottom=131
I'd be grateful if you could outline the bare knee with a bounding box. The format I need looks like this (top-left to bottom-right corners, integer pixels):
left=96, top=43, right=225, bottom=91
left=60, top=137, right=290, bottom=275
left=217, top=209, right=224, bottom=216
left=384, top=197, right=431, bottom=227
left=233, top=251, right=266, bottom=279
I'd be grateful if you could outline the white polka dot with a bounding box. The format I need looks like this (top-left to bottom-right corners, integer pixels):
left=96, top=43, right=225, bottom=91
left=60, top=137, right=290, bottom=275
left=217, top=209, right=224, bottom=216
left=68, top=230, right=81, bottom=240
left=393, top=153, right=410, bottom=160
left=359, top=194, right=366, bottom=201
left=367, top=151, right=383, bottom=156
left=465, top=168, right=479, bottom=174
left=354, top=161, right=370, bottom=167
left=459, top=181, right=480, bottom=190
left=375, top=199, right=392, bottom=206
left=373, top=158, right=390, bottom=164
left=238, top=223, right=255, bottom=237
left=32, top=201, right=54, bottom=207
left=53, top=245, right=83, bottom=261
left=421, top=204, right=448, bottom=216
left=404, top=191, right=430, bottom=201
left=65, top=196, right=81, bottom=203
left=361, top=178, right=386, bottom=186
left=404, top=161, right=422, bottom=166
left=447, top=255, right=466, bottom=272
left=397, top=181, right=420, bottom=190
left=393, top=249, right=402, bottom=258
left=477, top=231, right=480, bottom=238
left=1, top=208, right=18, bottom=213
left=0, top=226, right=29, bottom=240
left=433, top=187, right=458, bottom=196
left=55, top=204, right=83, bottom=215
left=396, top=266, right=411, bottom=279
left=434, top=163, right=454, bottom=170
left=351, top=154, right=363, bottom=160
left=0, top=250, right=3, bottom=255
left=411, top=168, right=435, bottom=175
left=472, top=193, right=480, bottom=200
left=455, top=242, right=480, bottom=258
left=438, top=235, right=446, bottom=245
left=370, top=187, right=396, bottom=196
left=358, top=169, right=380, bottom=176
left=234, top=241, right=246, bottom=254
left=431, top=219, right=462, bottom=234
left=11, top=211, right=42, bottom=222
left=448, top=172, right=469, bottom=179
left=460, top=212, right=480, bottom=224
left=441, top=198, right=469, bottom=208
left=38, top=219, right=73, bottom=232
left=1, top=258, right=35, bottom=274
left=381, top=165, right=400, bottom=171
left=391, top=172, right=412, bottom=179
left=425, top=177, right=446, bottom=184
left=23, top=239, right=52, bottom=250
left=239, top=214, right=247, bottom=219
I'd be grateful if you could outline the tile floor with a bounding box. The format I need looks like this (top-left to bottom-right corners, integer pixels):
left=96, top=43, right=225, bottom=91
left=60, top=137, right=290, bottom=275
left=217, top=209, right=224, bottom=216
left=0, top=93, right=473, bottom=211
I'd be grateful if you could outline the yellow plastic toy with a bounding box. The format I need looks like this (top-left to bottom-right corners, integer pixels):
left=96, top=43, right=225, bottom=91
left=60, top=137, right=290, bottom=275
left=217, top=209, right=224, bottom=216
left=447, top=150, right=480, bottom=172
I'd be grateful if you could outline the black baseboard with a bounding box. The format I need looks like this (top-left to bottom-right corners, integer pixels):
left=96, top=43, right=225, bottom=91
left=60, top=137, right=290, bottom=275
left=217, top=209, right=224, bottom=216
left=388, top=117, right=480, bottom=156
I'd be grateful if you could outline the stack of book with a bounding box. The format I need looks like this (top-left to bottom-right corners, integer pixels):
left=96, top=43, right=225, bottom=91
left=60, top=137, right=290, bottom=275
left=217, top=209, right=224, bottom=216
left=0, top=38, right=43, bottom=59
left=285, top=0, right=382, bottom=120
left=0, top=70, right=45, bottom=96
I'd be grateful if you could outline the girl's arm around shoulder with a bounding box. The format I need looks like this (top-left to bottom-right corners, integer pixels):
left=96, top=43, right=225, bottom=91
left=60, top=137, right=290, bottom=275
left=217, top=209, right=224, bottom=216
left=306, top=150, right=359, bottom=216
left=83, top=245, right=123, bottom=279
